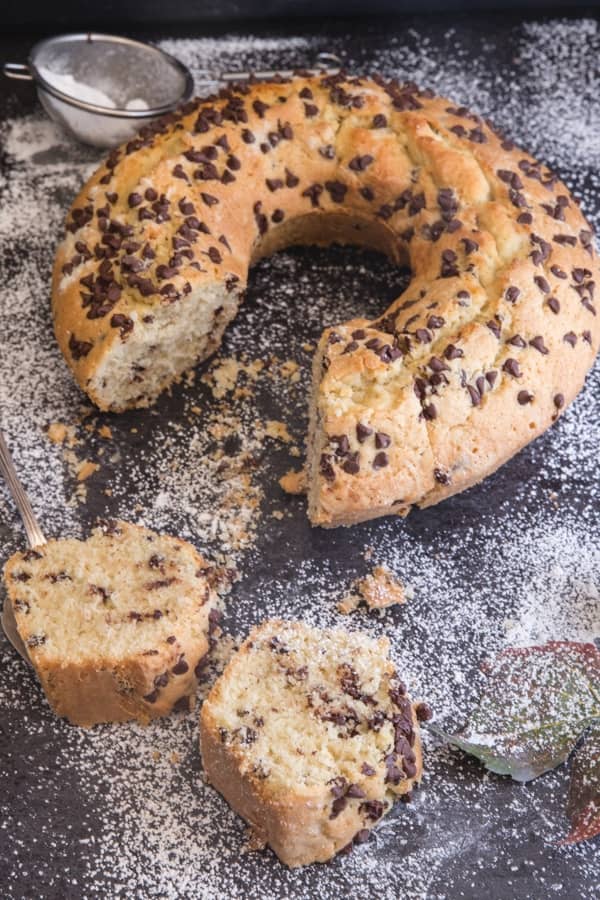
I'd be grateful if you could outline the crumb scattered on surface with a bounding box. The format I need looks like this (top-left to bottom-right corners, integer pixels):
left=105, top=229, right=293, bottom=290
left=75, top=460, right=99, bottom=482
left=264, top=420, right=293, bottom=443
left=279, top=468, right=306, bottom=495
left=46, top=422, right=77, bottom=446
left=339, top=565, right=407, bottom=613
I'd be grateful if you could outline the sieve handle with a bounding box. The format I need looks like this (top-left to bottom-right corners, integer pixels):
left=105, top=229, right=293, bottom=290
left=3, top=62, right=34, bottom=81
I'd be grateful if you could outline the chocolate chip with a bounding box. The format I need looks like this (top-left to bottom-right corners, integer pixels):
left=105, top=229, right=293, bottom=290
left=427, top=315, right=445, bottom=330
left=360, top=800, right=385, bottom=821
left=325, top=180, right=347, bottom=203
left=415, top=702, right=433, bottom=722
left=444, top=344, right=463, bottom=360
left=408, top=192, right=425, bottom=216
left=529, top=336, right=549, bottom=354
left=372, top=452, right=389, bottom=469
left=200, top=192, right=219, bottom=207
left=505, top=286, right=521, bottom=304
left=128, top=192, right=142, bottom=208
left=110, top=314, right=134, bottom=337
left=375, top=432, right=391, bottom=449
left=302, top=184, right=323, bottom=207
left=342, top=452, right=360, bottom=475
left=554, top=393, right=565, bottom=409
left=517, top=212, right=533, bottom=225
left=361, top=763, right=376, bottom=776
left=356, top=423, right=373, bottom=443
left=346, top=784, right=367, bottom=799
left=415, top=328, right=432, bottom=344
left=349, top=154, right=374, bottom=172
left=172, top=656, right=189, bottom=675
left=461, top=238, right=479, bottom=254
left=503, top=358, right=522, bottom=378
left=69, top=334, right=93, bottom=360
left=547, top=297, right=560, bottom=314
left=517, top=390, right=533, bottom=405
left=467, top=385, right=481, bottom=406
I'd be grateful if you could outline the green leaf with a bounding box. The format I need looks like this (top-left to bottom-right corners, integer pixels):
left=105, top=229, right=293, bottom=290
left=431, top=641, right=600, bottom=783
left=561, top=721, right=600, bottom=845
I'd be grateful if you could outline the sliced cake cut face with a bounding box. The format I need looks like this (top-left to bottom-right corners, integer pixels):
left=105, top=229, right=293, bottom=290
left=200, top=619, right=424, bottom=868
left=3, top=520, right=220, bottom=727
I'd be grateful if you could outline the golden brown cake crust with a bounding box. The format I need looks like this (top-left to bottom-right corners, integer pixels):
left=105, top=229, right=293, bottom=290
left=3, top=520, right=220, bottom=727
left=200, top=619, right=424, bottom=868
left=51, top=74, right=600, bottom=526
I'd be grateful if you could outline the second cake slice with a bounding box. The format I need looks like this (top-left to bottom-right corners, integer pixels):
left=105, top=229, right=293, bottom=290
left=4, top=519, right=220, bottom=726
left=200, top=619, right=425, bottom=867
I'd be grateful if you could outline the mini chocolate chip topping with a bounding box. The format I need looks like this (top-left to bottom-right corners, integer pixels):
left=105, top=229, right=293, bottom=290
left=110, top=314, right=134, bottom=337
left=529, top=336, right=549, bottom=354
left=69, top=334, right=93, bottom=360
left=349, top=154, right=374, bottom=172
left=503, top=358, right=522, bottom=378
left=172, top=656, right=189, bottom=675
left=517, top=390, right=534, bottom=405
left=372, top=451, right=389, bottom=469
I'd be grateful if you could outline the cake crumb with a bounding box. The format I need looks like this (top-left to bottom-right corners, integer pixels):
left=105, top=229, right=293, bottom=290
left=76, top=460, right=99, bottom=482
left=47, top=422, right=77, bottom=446
left=98, top=425, right=113, bottom=439
left=264, top=420, right=293, bottom=443
left=358, top=565, right=406, bottom=609
left=242, top=828, right=267, bottom=854
left=337, top=593, right=360, bottom=615
left=338, top=565, right=407, bottom=614
left=279, top=359, right=300, bottom=382
left=279, top=468, right=306, bottom=495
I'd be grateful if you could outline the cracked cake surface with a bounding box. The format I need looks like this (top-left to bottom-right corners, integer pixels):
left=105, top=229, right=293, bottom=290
left=200, top=619, right=427, bottom=867
left=3, top=519, right=220, bottom=726
left=51, top=74, right=600, bottom=526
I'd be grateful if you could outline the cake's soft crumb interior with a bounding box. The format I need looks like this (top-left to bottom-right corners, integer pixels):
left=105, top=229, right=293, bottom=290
left=90, top=282, right=240, bottom=411
left=207, top=620, right=416, bottom=798
left=87, top=210, right=404, bottom=415
left=5, top=521, right=213, bottom=664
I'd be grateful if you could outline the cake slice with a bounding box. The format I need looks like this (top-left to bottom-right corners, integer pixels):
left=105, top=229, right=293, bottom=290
left=200, top=619, right=427, bottom=867
left=3, top=519, right=220, bottom=727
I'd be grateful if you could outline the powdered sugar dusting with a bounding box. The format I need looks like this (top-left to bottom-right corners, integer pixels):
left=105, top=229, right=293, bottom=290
left=1, top=17, right=599, bottom=899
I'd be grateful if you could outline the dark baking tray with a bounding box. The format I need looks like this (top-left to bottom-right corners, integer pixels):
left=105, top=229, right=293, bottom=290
left=0, top=12, right=598, bottom=899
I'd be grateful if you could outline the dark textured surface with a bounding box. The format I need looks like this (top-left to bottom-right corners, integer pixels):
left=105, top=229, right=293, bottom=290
left=0, top=14, right=599, bottom=900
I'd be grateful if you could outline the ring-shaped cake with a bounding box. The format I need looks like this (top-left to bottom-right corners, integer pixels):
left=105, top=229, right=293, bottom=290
left=52, top=74, right=599, bottom=526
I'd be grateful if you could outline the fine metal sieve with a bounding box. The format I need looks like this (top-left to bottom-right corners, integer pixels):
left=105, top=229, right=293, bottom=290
left=3, top=33, right=195, bottom=149
left=3, top=33, right=341, bottom=150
